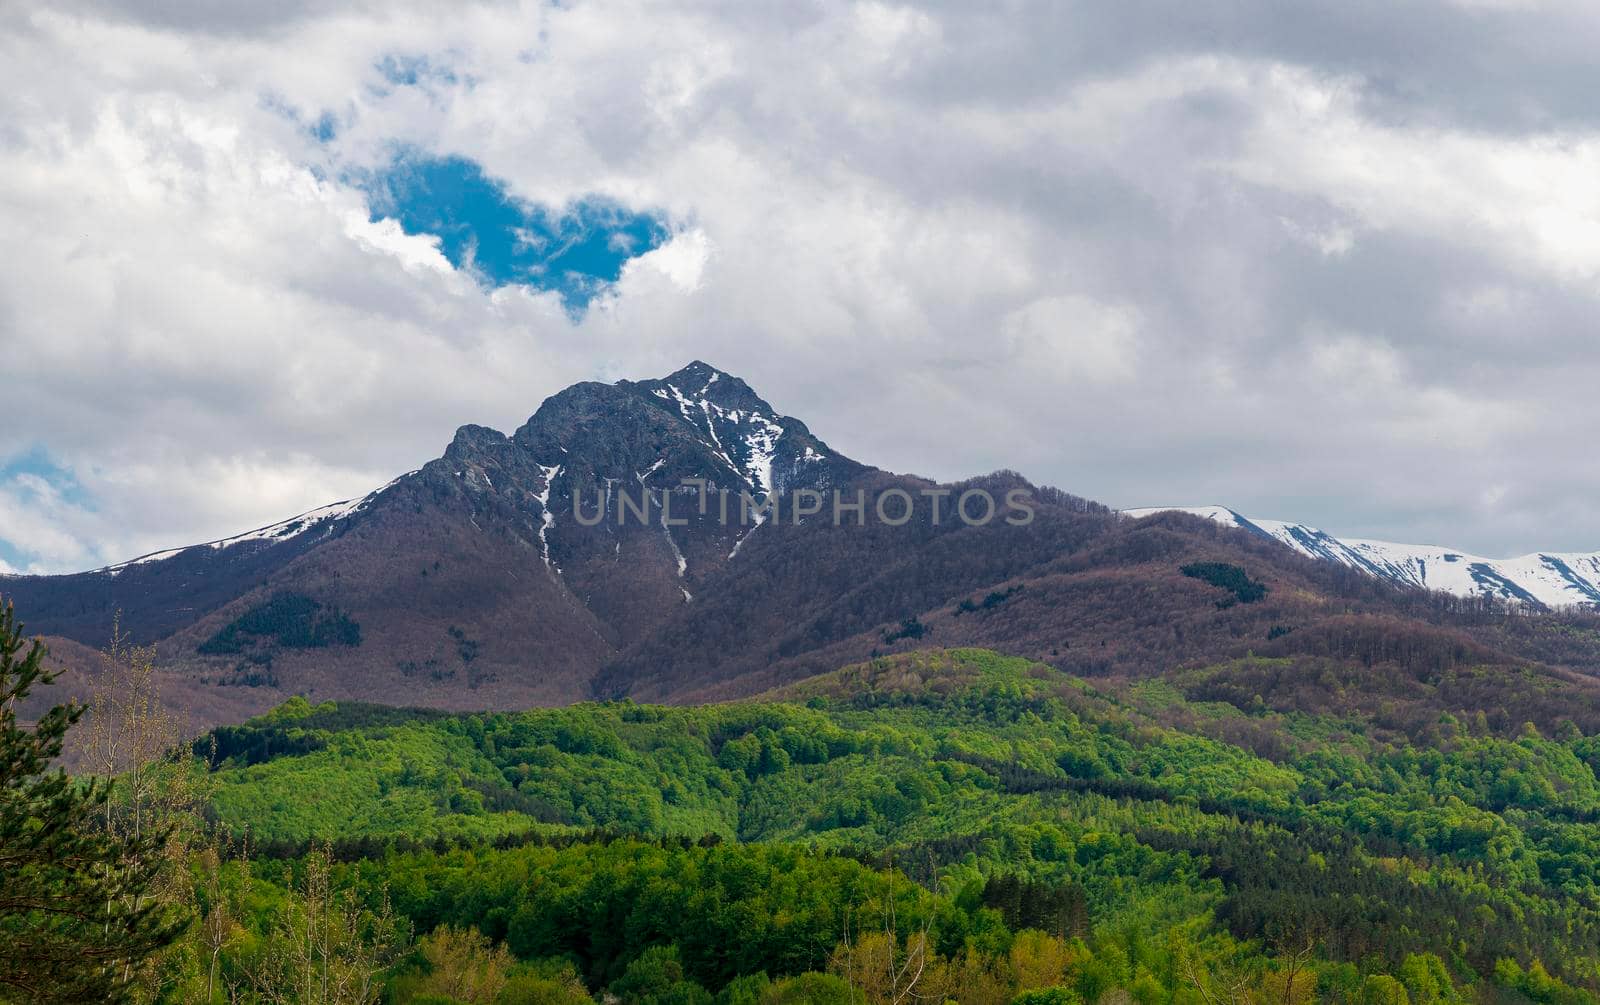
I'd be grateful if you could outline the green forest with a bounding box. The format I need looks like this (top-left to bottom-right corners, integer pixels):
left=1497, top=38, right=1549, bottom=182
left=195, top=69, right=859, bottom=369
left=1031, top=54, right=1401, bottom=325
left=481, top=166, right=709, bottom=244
left=8, top=607, right=1600, bottom=1004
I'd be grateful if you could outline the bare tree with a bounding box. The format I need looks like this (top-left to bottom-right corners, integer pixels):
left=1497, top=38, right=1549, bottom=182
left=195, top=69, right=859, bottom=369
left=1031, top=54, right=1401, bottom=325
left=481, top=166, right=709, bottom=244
left=80, top=618, right=211, bottom=998
left=1181, top=948, right=1254, bottom=1005
left=1272, top=926, right=1318, bottom=1005
left=416, top=925, right=512, bottom=1003
left=830, top=864, right=937, bottom=1005
left=196, top=828, right=252, bottom=1004
left=246, top=844, right=409, bottom=1005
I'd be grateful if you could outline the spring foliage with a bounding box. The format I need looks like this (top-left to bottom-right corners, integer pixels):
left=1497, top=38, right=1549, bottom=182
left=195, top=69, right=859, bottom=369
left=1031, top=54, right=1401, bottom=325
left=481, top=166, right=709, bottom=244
left=14, top=628, right=1600, bottom=1004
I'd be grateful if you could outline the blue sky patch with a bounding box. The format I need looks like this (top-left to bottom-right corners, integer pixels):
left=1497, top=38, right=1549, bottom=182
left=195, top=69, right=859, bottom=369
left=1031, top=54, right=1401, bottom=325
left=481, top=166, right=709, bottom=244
left=1, top=448, right=90, bottom=508
left=258, top=92, right=340, bottom=145
left=0, top=448, right=91, bottom=572
left=375, top=54, right=459, bottom=89
left=0, top=539, right=26, bottom=573
left=358, top=152, right=670, bottom=313
left=309, top=112, right=339, bottom=144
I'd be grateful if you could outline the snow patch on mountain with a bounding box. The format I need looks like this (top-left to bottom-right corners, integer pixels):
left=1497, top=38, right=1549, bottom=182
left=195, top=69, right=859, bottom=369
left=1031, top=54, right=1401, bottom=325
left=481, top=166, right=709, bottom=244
left=535, top=463, right=562, bottom=571
left=659, top=491, right=689, bottom=579
left=742, top=416, right=783, bottom=496
left=1125, top=506, right=1600, bottom=609
left=641, top=364, right=804, bottom=497
left=727, top=520, right=762, bottom=559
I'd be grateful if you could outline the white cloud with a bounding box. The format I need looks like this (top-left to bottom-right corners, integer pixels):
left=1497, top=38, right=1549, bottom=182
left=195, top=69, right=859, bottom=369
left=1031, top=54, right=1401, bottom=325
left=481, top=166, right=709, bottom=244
left=1224, top=64, right=1600, bottom=283
left=1279, top=216, right=1356, bottom=258
left=1307, top=331, right=1405, bottom=388
left=2, top=1, right=1600, bottom=568
left=0, top=474, right=102, bottom=574
left=344, top=211, right=458, bottom=276
left=623, top=228, right=712, bottom=294
left=1000, top=296, right=1142, bottom=384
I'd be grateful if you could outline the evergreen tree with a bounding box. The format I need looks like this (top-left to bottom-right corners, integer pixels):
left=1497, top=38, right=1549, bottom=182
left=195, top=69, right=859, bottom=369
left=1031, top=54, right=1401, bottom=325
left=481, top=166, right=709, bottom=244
left=0, top=600, right=184, bottom=1003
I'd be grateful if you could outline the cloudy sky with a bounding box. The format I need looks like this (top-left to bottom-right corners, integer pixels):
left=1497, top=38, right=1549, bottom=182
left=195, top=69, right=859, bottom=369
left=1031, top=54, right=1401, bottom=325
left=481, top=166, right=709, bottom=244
left=2, top=0, right=1598, bottom=574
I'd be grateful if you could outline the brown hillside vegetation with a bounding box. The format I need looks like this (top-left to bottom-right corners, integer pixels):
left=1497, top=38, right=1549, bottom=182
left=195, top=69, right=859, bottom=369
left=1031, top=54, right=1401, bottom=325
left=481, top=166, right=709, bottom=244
left=3, top=366, right=1597, bottom=728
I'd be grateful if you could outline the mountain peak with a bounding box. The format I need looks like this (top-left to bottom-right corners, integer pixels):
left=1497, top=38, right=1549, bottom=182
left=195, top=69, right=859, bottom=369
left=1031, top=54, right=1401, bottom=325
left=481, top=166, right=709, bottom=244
left=665, top=359, right=727, bottom=383
left=634, top=361, right=769, bottom=413
left=619, top=361, right=773, bottom=426
left=445, top=423, right=510, bottom=457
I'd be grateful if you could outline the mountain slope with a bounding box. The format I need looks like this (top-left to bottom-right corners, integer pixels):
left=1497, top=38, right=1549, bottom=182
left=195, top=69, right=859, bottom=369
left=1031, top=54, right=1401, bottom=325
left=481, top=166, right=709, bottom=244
left=1, top=362, right=872, bottom=714
left=6, top=364, right=1600, bottom=726
left=1126, top=505, right=1600, bottom=610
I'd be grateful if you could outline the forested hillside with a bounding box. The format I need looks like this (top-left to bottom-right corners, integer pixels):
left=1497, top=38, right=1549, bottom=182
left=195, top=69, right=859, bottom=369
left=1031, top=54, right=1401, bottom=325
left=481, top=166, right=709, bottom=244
left=73, top=646, right=1589, bottom=1004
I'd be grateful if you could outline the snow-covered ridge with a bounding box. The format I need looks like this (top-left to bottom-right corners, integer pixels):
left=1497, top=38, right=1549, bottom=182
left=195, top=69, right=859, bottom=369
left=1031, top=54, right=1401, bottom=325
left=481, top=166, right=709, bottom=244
left=1126, top=506, right=1600, bottom=610
left=101, top=475, right=409, bottom=575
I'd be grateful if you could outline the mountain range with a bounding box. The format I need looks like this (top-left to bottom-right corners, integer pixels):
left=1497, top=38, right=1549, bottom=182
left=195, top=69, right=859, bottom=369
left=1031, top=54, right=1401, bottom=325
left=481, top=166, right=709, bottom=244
left=6, top=362, right=1600, bottom=728
left=1124, top=506, right=1600, bottom=610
